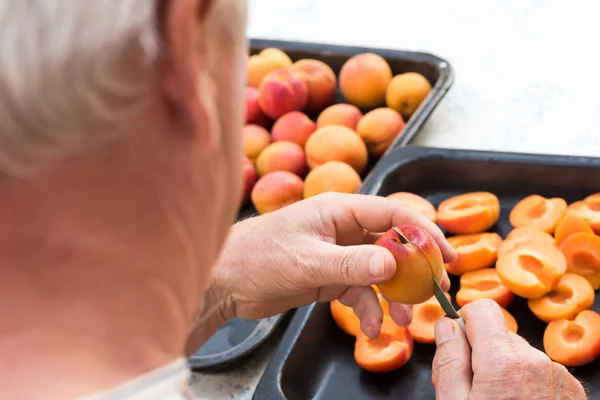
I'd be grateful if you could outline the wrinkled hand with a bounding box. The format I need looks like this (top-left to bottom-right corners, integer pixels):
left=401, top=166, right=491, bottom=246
left=210, top=193, right=455, bottom=338
left=432, top=299, right=586, bottom=400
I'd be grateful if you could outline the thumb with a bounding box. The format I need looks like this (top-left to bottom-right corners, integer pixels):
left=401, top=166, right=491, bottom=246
left=432, top=318, right=473, bottom=400
left=315, top=243, right=397, bottom=287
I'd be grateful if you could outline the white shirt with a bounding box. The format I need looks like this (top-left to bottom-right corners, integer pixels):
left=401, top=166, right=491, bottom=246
left=80, top=357, right=193, bottom=400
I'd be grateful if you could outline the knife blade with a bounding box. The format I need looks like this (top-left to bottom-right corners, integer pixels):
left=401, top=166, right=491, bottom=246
left=432, top=276, right=466, bottom=333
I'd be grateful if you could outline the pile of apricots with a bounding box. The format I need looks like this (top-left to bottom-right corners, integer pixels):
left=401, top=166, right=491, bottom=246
left=330, top=191, right=600, bottom=375
left=241, top=47, right=433, bottom=214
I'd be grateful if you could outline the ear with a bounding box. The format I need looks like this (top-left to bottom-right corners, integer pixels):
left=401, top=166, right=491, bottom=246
left=159, top=0, right=219, bottom=149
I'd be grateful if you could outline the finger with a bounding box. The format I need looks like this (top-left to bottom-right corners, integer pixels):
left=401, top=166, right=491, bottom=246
left=459, top=299, right=516, bottom=375
left=310, top=241, right=397, bottom=287
left=338, top=286, right=383, bottom=338
left=314, top=193, right=457, bottom=263
left=388, top=302, right=412, bottom=327
left=432, top=318, right=473, bottom=400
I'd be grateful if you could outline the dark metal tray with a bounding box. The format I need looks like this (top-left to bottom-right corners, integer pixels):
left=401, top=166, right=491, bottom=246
left=252, top=146, right=600, bottom=399
left=192, top=40, right=454, bottom=371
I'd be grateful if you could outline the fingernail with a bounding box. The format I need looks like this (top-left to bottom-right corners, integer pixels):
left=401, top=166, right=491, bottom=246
left=434, top=318, right=455, bottom=345
left=369, top=252, right=385, bottom=277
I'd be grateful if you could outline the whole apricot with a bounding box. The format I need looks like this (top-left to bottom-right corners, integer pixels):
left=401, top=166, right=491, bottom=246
left=241, top=157, right=257, bottom=207
left=303, top=161, right=362, bottom=198
left=339, top=53, right=392, bottom=109
left=255, top=141, right=307, bottom=178
left=271, top=111, right=317, bottom=147
left=258, top=70, right=308, bottom=119
left=304, top=125, right=368, bottom=174
left=316, top=103, right=363, bottom=130
left=375, top=225, right=445, bottom=304
left=251, top=171, right=304, bottom=214
left=259, top=48, right=293, bottom=70
left=245, top=87, right=268, bottom=126
left=356, top=107, right=405, bottom=157
left=292, top=59, right=337, bottom=113
left=242, top=124, right=271, bottom=162
left=247, top=55, right=277, bottom=88
left=386, top=72, right=432, bottom=120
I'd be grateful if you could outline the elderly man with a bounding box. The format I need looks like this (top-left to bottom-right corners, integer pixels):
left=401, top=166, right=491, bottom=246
left=0, top=1, right=586, bottom=399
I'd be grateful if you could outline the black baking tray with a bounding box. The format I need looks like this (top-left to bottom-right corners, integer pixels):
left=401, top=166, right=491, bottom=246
left=252, top=146, right=600, bottom=400
left=192, top=39, right=454, bottom=371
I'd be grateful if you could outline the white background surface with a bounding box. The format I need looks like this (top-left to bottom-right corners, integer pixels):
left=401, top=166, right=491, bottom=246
left=191, top=0, right=600, bottom=398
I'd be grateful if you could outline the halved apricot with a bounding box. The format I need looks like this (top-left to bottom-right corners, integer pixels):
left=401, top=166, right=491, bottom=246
left=330, top=299, right=360, bottom=336
left=501, top=307, right=519, bottom=333
left=497, top=226, right=556, bottom=256
left=445, top=233, right=503, bottom=276
left=408, top=292, right=451, bottom=344
left=559, top=232, right=600, bottom=290
left=554, top=213, right=594, bottom=246
left=437, top=192, right=500, bottom=234
left=543, top=310, right=600, bottom=367
left=456, top=268, right=514, bottom=308
left=567, top=193, right=600, bottom=234
left=528, top=273, right=595, bottom=323
left=378, top=293, right=390, bottom=315
left=496, top=242, right=567, bottom=299
left=509, top=195, right=567, bottom=234
left=354, top=315, right=414, bottom=373
left=386, top=192, right=437, bottom=223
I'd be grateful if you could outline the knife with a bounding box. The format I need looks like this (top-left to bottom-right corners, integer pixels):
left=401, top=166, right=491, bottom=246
left=391, top=227, right=466, bottom=333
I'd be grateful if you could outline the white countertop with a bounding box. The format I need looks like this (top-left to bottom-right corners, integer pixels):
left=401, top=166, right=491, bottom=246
left=191, top=0, right=600, bottom=398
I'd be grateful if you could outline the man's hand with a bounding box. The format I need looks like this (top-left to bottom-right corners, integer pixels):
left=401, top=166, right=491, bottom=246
left=432, top=299, right=586, bottom=399
left=186, top=192, right=456, bottom=354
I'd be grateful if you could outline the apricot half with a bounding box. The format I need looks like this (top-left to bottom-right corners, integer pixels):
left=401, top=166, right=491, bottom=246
left=354, top=316, right=413, bottom=373
left=330, top=299, right=361, bottom=337
left=496, top=242, right=567, bottom=299
left=528, top=273, right=595, bottom=323
left=559, top=232, right=600, bottom=290
left=501, top=307, right=519, bottom=333
left=445, top=233, right=503, bottom=276
left=543, top=310, right=600, bottom=367
left=408, top=292, right=451, bottom=344
left=554, top=213, right=593, bottom=246
left=567, top=193, right=600, bottom=234
left=437, top=192, right=500, bottom=234
left=374, top=225, right=445, bottom=305
left=456, top=268, right=514, bottom=308
left=497, top=226, right=556, bottom=257
left=386, top=192, right=437, bottom=223
left=509, top=195, right=567, bottom=234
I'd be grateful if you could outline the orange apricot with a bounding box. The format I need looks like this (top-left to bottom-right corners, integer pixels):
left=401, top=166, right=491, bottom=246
left=408, top=292, right=451, bottom=344
left=528, top=273, right=595, bottom=323
left=242, top=124, right=271, bottom=162
left=501, top=307, right=519, bottom=333
left=385, top=72, right=432, bottom=120
left=543, top=310, right=600, bottom=367
left=356, top=107, right=405, bottom=157
left=339, top=53, right=393, bottom=109
left=330, top=299, right=361, bottom=336
left=250, top=171, right=304, bottom=214
left=497, top=226, right=556, bottom=257
left=554, top=213, right=593, bottom=246
left=291, top=59, right=337, bottom=113
left=445, top=233, right=503, bottom=276
left=496, top=242, right=567, bottom=299
left=255, top=141, right=307, bottom=178
left=304, top=125, right=368, bottom=174
left=567, top=193, right=600, bottom=234
left=375, top=225, right=446, bottom=305
left=271, top=111, right=317, bottom=147
left=437, top=192, right=500, bottom=234
left=247, top=54, right=278, bottom=88
left=316, top=103, right=363, bottom=130
left=245, top=87, right=268, bottom=126
left=456, top=268, right=514, bottom=308
left=258, top=69, right=308, bottom=119
left=509, top=195, right=567, bottom=234
left=258, top=48, right=293, bottom=70
left=386, top=192, right=437, bottom=223
left=354, top=316, right=413, bottom=373
left=303, top=161, right=362, bottom=198
left=559, top=232, right=600, bottom=290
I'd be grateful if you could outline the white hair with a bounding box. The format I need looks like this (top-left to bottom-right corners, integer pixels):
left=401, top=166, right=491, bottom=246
left=0, top=1, right=161, bottom=177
